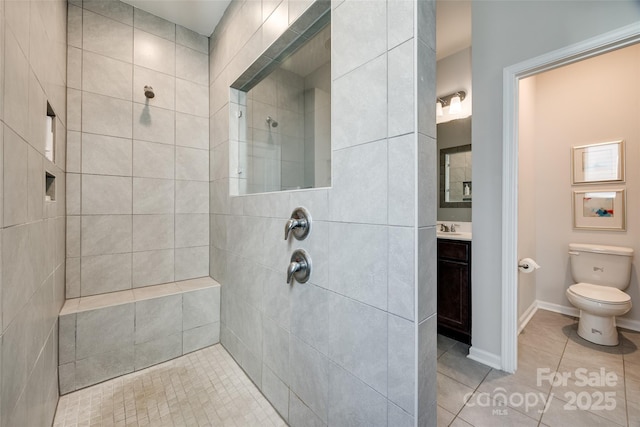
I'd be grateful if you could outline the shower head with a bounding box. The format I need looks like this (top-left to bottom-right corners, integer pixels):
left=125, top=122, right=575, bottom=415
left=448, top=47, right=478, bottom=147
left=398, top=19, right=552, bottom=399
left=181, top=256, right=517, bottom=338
left=266, top=116, right=278, bottom=128
left=144, top=85, right=155, bottom=99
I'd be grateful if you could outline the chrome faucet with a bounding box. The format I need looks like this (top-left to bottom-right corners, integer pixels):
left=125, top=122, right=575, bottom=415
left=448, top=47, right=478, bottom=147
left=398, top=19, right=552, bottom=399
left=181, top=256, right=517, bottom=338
left=284, top=217, right=307, bottom=240
left=440, top=224, right=449, bottom=232
left=450, top=223, right=456, bottom=232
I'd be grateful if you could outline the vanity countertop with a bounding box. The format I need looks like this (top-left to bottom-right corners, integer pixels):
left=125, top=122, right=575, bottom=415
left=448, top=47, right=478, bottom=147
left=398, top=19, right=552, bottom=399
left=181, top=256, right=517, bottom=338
left=436, top=231, right=472, bottom=241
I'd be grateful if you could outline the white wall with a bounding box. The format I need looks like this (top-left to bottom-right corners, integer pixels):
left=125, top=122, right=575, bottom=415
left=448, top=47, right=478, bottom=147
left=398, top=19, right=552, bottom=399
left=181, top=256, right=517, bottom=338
left=472, top=0, right=640, bottom=361
left=517, top=76, right=537, bottom=322
left=528, top=44, right=640, bottom=323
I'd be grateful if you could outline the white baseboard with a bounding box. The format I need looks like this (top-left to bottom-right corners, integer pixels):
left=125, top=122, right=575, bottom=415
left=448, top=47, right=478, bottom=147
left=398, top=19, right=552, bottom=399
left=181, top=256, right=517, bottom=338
left=468, top=347, right=502, bottom=370
left=518, top=301, right=538, bottom=334
left=536, top=301, right=640, bottom=332
left=536, top=301, right=579, bottom=318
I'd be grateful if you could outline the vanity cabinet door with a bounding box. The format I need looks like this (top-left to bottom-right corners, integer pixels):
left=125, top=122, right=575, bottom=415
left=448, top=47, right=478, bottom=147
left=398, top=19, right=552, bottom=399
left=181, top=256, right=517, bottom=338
left=437, top=240, right=471, bottom=344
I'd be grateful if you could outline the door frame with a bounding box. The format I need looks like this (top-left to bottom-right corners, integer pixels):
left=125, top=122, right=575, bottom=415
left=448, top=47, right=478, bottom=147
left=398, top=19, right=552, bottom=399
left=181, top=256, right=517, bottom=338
left=500, top=23, right=640, bottom=373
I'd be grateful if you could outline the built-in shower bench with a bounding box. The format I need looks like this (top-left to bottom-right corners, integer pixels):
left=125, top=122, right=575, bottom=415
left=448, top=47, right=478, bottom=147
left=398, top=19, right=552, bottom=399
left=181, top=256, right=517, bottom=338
left=58, top=277, right=221, bottom=394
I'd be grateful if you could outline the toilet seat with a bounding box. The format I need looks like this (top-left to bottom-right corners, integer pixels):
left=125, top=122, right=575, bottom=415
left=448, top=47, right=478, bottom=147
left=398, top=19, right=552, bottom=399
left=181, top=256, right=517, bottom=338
left=568, top=283, right=631, bottom=305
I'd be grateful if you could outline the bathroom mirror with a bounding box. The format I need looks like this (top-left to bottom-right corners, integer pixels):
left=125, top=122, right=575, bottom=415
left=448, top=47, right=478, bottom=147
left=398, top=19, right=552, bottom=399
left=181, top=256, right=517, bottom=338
left=438, top=117, right=472, bottom=219
left=229, top=3, right=331, bottom=195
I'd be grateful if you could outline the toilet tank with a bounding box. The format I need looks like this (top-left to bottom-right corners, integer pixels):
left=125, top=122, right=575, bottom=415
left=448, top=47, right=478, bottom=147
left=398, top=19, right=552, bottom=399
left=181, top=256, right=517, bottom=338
left=569, top=243, right=634, bottom=289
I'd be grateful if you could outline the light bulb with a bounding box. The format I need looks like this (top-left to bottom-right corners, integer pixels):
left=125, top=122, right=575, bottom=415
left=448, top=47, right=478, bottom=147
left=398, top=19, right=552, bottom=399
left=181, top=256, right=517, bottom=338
left=436, top=101, right=444, bottom=116
left=449, top=95, right=462, bottom=114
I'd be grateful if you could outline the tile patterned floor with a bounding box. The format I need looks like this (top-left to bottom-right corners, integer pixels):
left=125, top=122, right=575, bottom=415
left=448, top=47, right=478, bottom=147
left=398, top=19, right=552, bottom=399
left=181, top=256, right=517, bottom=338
left=437, top=309, right=640, bottom=426
left=53, top=344, right=286, bottom=427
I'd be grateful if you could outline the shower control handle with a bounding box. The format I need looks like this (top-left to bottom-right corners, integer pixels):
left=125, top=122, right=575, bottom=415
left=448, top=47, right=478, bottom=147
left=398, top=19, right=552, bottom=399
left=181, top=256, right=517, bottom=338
left=287, top=249, right=312, bottom=284
left=284, top=207, right=312, bottom=240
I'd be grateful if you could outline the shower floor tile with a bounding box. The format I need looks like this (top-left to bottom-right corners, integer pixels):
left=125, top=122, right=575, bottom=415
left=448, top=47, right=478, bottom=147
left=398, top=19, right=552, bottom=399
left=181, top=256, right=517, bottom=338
left=53, top=344, right=286, bottom=427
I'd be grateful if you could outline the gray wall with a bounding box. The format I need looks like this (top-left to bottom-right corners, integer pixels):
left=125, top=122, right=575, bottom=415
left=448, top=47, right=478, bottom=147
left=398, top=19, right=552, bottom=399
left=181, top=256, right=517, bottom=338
left=472, top=0, right=640, bottom=362
left=66, top=1, right=210, bottom=298
left=1, top=0, right=68, bottom=425
left=210, top=0, right=437, bottom=425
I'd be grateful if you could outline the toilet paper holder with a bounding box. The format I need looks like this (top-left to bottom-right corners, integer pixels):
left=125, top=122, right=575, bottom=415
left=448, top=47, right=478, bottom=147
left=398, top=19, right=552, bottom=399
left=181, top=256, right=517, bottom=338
left=518, top=258, right=541, bottom=273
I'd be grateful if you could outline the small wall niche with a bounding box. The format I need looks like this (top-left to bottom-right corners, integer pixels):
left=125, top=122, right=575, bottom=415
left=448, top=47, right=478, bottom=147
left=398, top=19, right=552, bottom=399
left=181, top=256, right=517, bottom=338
left=46, top=101, right=56, bottom=163
left=45, top=172, right=56, bottom=202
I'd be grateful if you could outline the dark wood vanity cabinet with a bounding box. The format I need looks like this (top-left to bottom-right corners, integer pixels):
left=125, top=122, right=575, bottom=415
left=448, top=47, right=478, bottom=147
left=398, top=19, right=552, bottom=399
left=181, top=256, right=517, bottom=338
left=437, top=239, right=471, bottom=344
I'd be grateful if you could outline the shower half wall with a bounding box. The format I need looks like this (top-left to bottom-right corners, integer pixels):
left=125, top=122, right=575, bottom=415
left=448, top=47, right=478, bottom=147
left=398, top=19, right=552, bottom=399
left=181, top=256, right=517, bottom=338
left=210, top=0, right=438, bottom=425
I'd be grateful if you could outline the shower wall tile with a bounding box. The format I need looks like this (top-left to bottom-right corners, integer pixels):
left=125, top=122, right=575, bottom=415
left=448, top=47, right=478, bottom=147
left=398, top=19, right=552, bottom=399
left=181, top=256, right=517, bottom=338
left=289, top=336, right=329, bottom=424
left=290, top=281, right=329, bottom=355
left=329, top=139, right=388, bottom=225
left=3, top=30, right=29, bottom=141
left=262, top=315, right=290, bottom=384
left=388, top=39, right=414, bottom=138
left=327, top=222, right=388, bottom=310
left=81, top=253, right=132, bottom=296
left=175, top=213, right=209, bottom=248
left=176, top=25, right=208, bottom=54
left=134, top=332, right=182, bottom=370
left=332, top=0, right=387, bottom=79
left=81, top=214, right=132, bottom=256
left=133, top=140, right=175, bottom=179
left=388, top=0, right=414, bottom=49
left=176, top=181, right=209, bottom=213
left=67, top=131, right=82, bottom=173
left=67, top=216, right=81, bottom=258
left=176, top=79, right=209, bottom=117
left=388, top=314, right=415, bottom=414
left=82, top=51, right=133, bottom=100
left=83, top=10, right=133, bottom=63
left=388, top=226, right=415, bottom=321
left=133, top=178, right=175, bottom=214
left=135, top=294, right=182, bottom=344
left=262, top=366, right=290, bottom=421
left=81, top=175, right=132, bottom=214
left=82, top=133, right=132, bottom=176
left=175, top=246, right=209, bottom=281
left=82, top=92, right=133, bottom=138
left=132, top=214, right=174, bottom=251
left=83, top=0, right=133, bottom=26
left=67, top=47, right=82, bottom=90
left=289, top=391, right=326, bottom=427
left=328, top=362, right=387, bottom=427
left=176, top=147, right=209, bottom=181
left=68, top=5, right=83, bottom=48
left=176, top=45, right=209, bottom=85
left=133, top=103, right=175, bottom=145
left=328, top=294, right=388, bottom=395
left=332, top=54, right=387, bottom=151
left=3, top=127, right=28, bottom=227
left=183, top=322, right=219, bottom=353
left=388, top=134, right=416, bottom=227
left=133, top=8, right=176, bottom=41
left=134, top=29, right=175, bottom=75
left=176, top=113, right=209, bottom=149
left=132, top=249, right=175, bottom=287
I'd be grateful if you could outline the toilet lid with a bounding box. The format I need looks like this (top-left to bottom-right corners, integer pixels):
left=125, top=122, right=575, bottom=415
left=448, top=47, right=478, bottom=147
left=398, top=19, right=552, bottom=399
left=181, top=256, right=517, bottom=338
left=569, top=283, right=631, bottom=304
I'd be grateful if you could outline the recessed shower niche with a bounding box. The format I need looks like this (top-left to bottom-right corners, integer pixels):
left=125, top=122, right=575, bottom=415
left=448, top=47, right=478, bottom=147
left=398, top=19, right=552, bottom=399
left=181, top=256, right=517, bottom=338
left=229, top=3, right=331, bottom=195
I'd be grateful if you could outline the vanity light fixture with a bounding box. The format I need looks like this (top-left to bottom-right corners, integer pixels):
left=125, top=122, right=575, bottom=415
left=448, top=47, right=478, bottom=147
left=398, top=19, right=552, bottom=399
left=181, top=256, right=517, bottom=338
left=435, top=91, right=466, bottom=116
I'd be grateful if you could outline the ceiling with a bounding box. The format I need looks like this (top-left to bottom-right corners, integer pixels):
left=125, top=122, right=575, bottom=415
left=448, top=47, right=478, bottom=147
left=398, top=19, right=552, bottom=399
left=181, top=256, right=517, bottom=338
left=436, top=0, right=472, bottom=60
left=122, top=0, right=471, bottom=56
left=121, top=0, right=232, bottom=36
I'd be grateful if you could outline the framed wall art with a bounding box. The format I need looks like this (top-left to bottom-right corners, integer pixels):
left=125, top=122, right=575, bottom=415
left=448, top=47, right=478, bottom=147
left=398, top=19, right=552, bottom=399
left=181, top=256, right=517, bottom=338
left=572, top=140, right=625, bottom=184
left=573, top=188, right=626, bottom=231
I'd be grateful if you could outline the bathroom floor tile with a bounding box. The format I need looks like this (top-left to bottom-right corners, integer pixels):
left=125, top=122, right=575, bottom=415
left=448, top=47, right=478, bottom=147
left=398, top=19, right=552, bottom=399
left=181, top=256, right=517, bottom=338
left=53, top=344, right=285, bottom=427
left=438, top=309, right=639, bottom=427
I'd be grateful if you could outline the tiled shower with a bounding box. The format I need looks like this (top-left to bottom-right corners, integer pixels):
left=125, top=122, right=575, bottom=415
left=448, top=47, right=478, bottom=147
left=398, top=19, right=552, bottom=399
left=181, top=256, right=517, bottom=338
left=0, top=0, right=439, bottom=426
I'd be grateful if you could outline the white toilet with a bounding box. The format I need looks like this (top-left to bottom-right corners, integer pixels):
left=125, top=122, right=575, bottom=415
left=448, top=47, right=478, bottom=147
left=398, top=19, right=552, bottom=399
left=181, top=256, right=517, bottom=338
left=566, top=243, right=634, bottom=346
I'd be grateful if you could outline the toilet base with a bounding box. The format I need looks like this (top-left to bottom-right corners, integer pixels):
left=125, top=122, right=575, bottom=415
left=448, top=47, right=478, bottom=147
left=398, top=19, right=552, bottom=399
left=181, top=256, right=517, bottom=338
left=577, top=310, right=619, bottom=346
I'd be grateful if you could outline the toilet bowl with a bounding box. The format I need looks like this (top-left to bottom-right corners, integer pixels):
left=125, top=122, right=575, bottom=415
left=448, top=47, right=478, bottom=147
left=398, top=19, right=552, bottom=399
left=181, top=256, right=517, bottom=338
left=567, top=243, right=634, bottom=346
left=566, top=283, right=631, bottom=346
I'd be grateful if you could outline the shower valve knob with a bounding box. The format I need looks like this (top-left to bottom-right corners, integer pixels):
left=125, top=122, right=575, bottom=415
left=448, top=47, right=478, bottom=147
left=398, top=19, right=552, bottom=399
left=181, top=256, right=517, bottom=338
left=287, top=249, right=312, bottom=285
left=284, top=207, right=312, bottom=240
